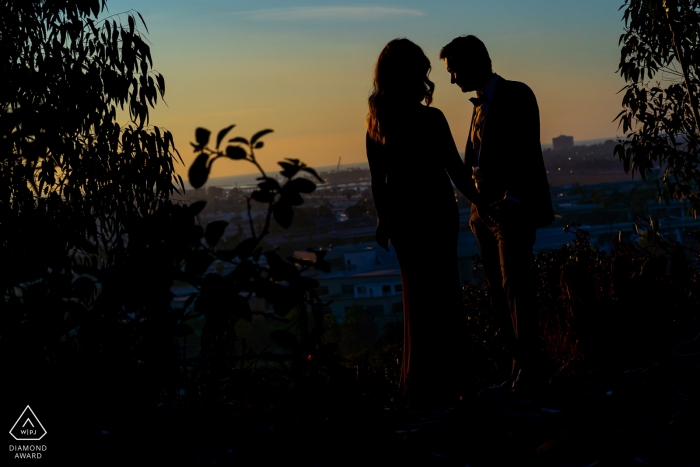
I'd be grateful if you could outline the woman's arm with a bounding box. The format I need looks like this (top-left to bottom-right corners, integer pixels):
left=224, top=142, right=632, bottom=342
left=366, top=132, right=390, bottom=219
left=433, top=109, right=480, bottom=204
left=366, top=132, right=390, bottom=250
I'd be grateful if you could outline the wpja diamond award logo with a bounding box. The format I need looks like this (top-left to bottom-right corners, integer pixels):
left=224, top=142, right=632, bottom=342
left=9, top=406, right=47, bottom=459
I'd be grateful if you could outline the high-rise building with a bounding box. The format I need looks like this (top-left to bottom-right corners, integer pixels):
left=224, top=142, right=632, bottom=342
left=553, top=135, right=574, bottom=151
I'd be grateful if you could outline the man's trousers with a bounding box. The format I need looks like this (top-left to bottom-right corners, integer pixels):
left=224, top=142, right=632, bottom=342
left=469, top=203, right=544, bottom=373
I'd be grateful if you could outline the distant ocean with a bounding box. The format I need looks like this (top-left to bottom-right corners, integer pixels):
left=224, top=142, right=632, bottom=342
left=187, top=161, right=370, bottom=190
left=185, top=137, right=618, bottom=189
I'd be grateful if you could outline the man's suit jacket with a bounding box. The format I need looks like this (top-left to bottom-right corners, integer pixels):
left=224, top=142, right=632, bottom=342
left=465, top=76, right=554, bottom=229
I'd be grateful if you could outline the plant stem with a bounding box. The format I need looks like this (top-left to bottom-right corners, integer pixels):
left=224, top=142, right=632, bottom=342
left=248, top=148, right=267, bottom=178
left=246, top=197, right=256, bottom=238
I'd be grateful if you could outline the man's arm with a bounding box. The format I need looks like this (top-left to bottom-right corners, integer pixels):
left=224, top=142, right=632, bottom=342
left=486, top=82, right=542, bottom=220
left=503, top=83, right=541, bottom=203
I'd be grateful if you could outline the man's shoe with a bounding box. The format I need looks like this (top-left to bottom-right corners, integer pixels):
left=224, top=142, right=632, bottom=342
left=478, top=371, right=520, bottom=396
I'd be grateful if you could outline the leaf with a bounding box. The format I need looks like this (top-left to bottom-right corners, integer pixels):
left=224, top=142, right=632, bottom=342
left=185, top=250, right=216, bottom=276
left=190, top=225, right=205, bottom=245
left=216, top=125, right=235, bottom=149
left=273, top=200, right=294, bottom=229
left=265, top=251, right=301, bottom=282
left=282, top=191, right=304, bottom=206
left=270, top=330, right=298, bottom=350
left=278, top=162, right=300, bottom=179
left=147, top=75, right=156, bottom=105
left=272, top=287, right=302, bottom=316
left=251, top=129, right=273, bottom=144
left=156, top=73, right=165, bottom=96
left=234, top=237, right=259, bottom=260
left=301, top=167, right=324, bottom=183
left=228, top=137, right=249, bottom=145
left=225, top=146, right=247, bottom=160
left=194, top=274, right=227, bottom=319
left=205, top=220, right=228, bottom=247
left=137, top=11, right=149, bottom=33
left=257, top=177, right=281, bottom=191
left=215, top=249, right=236, bottom=261
left=86, top=18, right=99, bottom=36
left=251, top=190, right=274, bottom=203
left=188, top=153, right=210, bottom=189
left=174, top=323, right=194, bottom=337
left=91, top=0, right=100, bottom=16
left=195, top=127, right=211, bottom=147
left=183, top=293, right=197, bottom=312
left=128, top=14, right=135, bottom=34
left=254, top=141, right=264, bottom=149
left=315, top=259, right=332, bottom=274
left=188, top=200, right=207, bottom=217
left=288, top=178, right=316, bottom=194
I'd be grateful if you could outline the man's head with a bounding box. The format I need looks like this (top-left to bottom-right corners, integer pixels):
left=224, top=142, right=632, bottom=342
left=439, top=35, right=493, bottom=93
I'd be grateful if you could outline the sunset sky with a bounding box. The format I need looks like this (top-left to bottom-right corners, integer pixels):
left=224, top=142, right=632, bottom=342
left=107, top=0, right=625, bottom=178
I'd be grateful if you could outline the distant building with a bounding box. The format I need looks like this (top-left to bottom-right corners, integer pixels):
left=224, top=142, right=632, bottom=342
left=553, top=135, right=574, bottom=151
left=308, top=235, right=484, bottom=327
left=309, top=245, right=404, bottom=328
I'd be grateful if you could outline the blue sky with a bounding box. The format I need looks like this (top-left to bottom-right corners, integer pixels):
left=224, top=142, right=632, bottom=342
left=106, top=0, right=626, bottom=177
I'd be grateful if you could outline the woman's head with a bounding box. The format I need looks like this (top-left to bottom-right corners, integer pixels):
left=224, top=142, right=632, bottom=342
left=367, top=38, right=435, bottom=143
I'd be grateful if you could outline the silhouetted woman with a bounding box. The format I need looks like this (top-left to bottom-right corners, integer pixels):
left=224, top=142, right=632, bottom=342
left=366, top=38, right=476, bottom=409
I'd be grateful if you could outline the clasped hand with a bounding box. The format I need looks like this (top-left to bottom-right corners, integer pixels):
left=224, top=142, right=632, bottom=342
left=479, top=197, right=520, bottom=225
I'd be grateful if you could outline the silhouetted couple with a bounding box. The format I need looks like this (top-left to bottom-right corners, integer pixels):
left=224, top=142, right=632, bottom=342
left=365, top=36, right=554, bottom=409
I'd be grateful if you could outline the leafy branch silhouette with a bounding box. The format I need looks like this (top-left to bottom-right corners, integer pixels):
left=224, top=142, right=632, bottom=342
left=183, top=125, right=340, bottom=393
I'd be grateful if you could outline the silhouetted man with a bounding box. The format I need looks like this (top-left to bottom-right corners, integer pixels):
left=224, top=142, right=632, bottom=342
left=440, top=35, right=554, bottom=392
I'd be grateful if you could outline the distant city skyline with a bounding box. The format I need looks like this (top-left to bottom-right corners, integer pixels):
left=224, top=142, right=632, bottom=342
left=196, top=135, right=620, bottom=191
left=106, top=0, right=626, bottom=178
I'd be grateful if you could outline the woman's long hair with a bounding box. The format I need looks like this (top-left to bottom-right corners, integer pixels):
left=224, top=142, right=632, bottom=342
left=366, top=38, right=435, bottom=143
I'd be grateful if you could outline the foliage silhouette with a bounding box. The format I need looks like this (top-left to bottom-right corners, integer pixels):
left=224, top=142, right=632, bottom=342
left=184, top=124, right=345, bottom=402
left=1, top=0, right=187, bottom=415
left=1, top=122, right=343, bottom=418
left=1, top=0, right=183, bottom=278
left=463, top=218, right=700, bottom=390
left=616, top=0, right=700, bottom=216
left=0, top=1, right=336, bottom=418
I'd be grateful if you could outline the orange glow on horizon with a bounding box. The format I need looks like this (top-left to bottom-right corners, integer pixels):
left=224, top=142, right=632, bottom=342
left=128, top=1, right=625, bottom=180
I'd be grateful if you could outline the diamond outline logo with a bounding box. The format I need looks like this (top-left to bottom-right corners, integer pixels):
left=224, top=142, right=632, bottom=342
left=9, top=406, right=47, bottom=441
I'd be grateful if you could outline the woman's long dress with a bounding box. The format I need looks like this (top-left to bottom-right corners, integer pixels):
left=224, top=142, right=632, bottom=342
left=366, top=104, right=470, bottom=407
